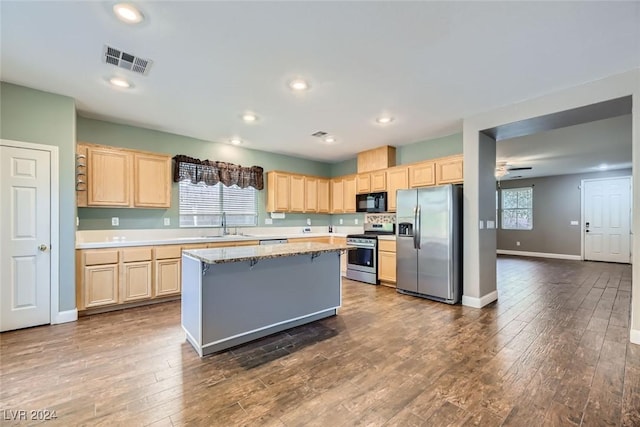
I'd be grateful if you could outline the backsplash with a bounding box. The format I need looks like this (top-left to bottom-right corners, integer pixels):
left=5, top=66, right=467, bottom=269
left=365, top=213, right=396, bottom=224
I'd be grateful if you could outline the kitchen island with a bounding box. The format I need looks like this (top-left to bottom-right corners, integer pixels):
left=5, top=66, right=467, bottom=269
left=181, top=242, right=349, bottom=356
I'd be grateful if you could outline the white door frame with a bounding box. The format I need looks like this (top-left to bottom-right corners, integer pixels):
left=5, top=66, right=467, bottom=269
left=580, top=175, right=632, bottom=262
left=1, top=139, right=60, bottom=325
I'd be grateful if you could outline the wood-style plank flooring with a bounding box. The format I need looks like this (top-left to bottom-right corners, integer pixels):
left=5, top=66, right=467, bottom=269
left=1, top=256, right=638, bottom=426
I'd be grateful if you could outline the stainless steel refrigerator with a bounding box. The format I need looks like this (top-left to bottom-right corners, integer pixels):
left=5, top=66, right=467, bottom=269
left=396, top=184, right=462, bottom=304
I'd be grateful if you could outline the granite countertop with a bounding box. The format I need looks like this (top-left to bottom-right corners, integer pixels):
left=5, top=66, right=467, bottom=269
left=75, top=232, right=350, bottom=249
left=183, top=242, right=351, bottom=264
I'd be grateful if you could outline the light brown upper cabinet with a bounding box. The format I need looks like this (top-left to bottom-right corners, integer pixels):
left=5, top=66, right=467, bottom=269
left=357, top=145, right=396, bottom=173
left=267, top=171, right=329, bottom=213
left=343, top=175, right=357, bottom=213
left=356, top=170, right=387, bottom=194
left=436, top=155, right=464, bottom=184
left=86, top=146, right=131, bottom=207
left=386, top=166, right=408, bottom=212
left=317, top=178, right=330, bottom=213
left=289, top=175, right=305, bottom=212
left=266, top=171, right=290, bottom=212
left=304, top=176, right=318, bottom=213
left=330, top=178, right=344, bottom=213
left=78, top=143, right=172, bottom=208
left=133, top=153, right=172, bottom=208
left=408, top=161, right=436, bottom=188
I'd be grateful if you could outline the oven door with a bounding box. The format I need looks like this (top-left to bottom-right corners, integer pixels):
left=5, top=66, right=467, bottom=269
left=347, top=243, right=376, bottom=273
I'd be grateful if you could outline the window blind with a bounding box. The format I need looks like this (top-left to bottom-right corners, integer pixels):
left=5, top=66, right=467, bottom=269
left=179, top=181, right=257, bottom=228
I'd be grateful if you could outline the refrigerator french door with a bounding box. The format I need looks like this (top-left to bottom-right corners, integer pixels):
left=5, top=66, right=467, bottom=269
left=396, top=184, right=462, bottom=304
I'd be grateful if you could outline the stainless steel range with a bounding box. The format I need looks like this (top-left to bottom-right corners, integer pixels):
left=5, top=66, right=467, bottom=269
left=346, top=222, right=394, bottom=285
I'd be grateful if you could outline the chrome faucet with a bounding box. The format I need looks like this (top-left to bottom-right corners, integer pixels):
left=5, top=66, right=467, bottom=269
left=221, top=212, right=230, bottom=235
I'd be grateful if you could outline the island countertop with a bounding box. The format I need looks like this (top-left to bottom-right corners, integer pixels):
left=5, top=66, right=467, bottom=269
left=183, top=241, right=350, bottom=264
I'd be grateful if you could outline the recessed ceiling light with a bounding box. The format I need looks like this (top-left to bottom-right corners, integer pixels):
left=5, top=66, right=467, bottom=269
left=109, top=77, right=132, bottom=88
left=598, top=163, right=608, bottom=170
left=113, top=3, right=144, bottom=24
left=241, top=112, right=258, bottom=123
left=230, top=138, right=242, bottom=146
left=289, top=79, right=309, bottom=91
left=324, top=136, right=336, bottom=144
left=376, top=115, right=394, bottom=124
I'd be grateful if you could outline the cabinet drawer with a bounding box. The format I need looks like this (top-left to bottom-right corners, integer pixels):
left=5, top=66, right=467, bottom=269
left=84, top=250, right=119, bottom=266
left=154, top=245, right=182, bottom=259
left=122, top=247, right=152, bottom=262
left=378, top=240, right=396, bottom=253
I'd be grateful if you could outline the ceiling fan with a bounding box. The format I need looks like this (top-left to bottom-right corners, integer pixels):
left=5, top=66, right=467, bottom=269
left=495, top=161, right=532, bottom=178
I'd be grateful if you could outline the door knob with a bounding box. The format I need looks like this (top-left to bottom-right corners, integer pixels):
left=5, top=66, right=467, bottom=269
left=38, top=244, right=48, bottom=251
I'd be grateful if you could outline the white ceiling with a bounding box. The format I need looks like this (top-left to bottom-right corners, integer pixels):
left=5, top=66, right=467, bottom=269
left=1, top=1, right=639, bottom=168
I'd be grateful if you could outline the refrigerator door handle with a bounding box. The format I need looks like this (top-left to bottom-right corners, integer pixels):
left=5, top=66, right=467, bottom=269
left=414, top=204, right=421, bottom=250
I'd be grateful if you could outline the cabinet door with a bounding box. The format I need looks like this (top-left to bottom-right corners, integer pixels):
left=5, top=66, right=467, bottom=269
left=134, top=153, right=171, bottom=208
left=409, top=161, right=435, bottom=188
left=386, top=167, right=408, bottom=212
left=121, top=261, right=152, bottom=302
left=330, top=179, right=344, bottom=213
left=155, top=258, right=181, bottom=297
left=87, top=147, right=131, bottom=206
left=289, top=175, right=305, bottom=212
left=343, top=176, right=357, bottom=213
left=436, top=156, right=464, bottom=184
left=267, top=172, right=290, bottom=212
left=378, top=251, right=396, bottom=284
left=356, top=174, right=371, bottom=194
left=84, top=264, right=119, bottom=308
left=370, top=171, right=387, bottom=192
left=317, top=179, right=330, bottom=213
left=304, top=177, right=318, bottom=213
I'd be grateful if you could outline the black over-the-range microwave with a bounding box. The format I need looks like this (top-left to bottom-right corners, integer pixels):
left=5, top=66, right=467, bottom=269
left=356, top=192, right=387, bottom=213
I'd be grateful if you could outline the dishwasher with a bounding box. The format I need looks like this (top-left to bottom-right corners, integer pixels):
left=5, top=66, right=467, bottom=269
left=259, top=239, right=288, bottom=245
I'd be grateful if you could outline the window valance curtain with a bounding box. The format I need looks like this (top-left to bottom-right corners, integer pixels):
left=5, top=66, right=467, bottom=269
left=172, top=155, right=264, bottom=190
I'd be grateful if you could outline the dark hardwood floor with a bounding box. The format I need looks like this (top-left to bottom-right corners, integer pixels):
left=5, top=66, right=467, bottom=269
left=1, top=256, right=638, bottom=426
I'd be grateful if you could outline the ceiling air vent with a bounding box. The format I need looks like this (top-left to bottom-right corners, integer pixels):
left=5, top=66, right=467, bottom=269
left=103, top=45, right=153, bottom=75
left=311, top=131, right=328, bottom=138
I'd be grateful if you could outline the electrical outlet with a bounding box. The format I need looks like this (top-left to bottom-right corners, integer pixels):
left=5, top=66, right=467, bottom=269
left=76, top=217, right=79, bottom=227
left=306, top=218, right=311, bottom=226
left=339, top=218, right=343, bottom=225
left=355, top=218, right=359, bottom=225
left=516, top=241, right=520, bottom=246
left=265, top=218, right=273, bottom=225
left=163, top=218, right=170, bottom=226
left=111, top=217, right=119, bottom=226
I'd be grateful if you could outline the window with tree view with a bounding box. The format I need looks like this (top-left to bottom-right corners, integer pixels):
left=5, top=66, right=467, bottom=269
left=501, top=187, right=533, bottom=230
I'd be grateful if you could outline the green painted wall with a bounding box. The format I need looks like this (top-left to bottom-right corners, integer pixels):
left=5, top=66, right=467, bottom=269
left=76, top=117, right=334, bottom=229
left=330, top=158, right=358, bottom=177
left=397, top=133, right=462, bottom=165
left=0, top=82, right=76, bottom=312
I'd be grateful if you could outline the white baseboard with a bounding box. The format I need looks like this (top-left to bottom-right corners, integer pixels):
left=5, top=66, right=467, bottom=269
left=497, top=249, right=582, bottom=261
left=53, top=309, right=78, bottom=324
left=631, top=328, right=640, bottom=345
left=462, top=290, right=498, bottom=308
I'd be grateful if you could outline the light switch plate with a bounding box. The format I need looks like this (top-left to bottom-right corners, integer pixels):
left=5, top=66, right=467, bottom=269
left=265, top=218, right=273, bottom=225
left=306, top=218, right=311, bottom=226
left=570, top=220, right=579, bottom=226
left=163, top=218, right=170, bottom=226
left=486, top=220, right=495, bottom=229
left=339, top=218, right=343, bottom=225
left=479, top=220, right=484, bottom=229
left=111, top=217, right=119, bottom=226
left=355, top=218, right=359, bottom=225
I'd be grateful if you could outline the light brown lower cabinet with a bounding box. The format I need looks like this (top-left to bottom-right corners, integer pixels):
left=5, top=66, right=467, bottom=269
left=121, top=261, right=152, bottom=302
left=84, top=264, right=119, bottom=308
left=377, top=239, right=396, bottom=286
left=155, top=258, right=181, bottom=297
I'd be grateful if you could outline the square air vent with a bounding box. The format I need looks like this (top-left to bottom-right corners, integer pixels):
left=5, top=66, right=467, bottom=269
left=103, top=45, right=153, bottom=75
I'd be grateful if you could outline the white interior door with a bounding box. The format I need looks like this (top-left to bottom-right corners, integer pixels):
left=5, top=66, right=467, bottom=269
left=0, top=145, right=51, bottom=331
left=583, top=176, right=631, bottom=263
